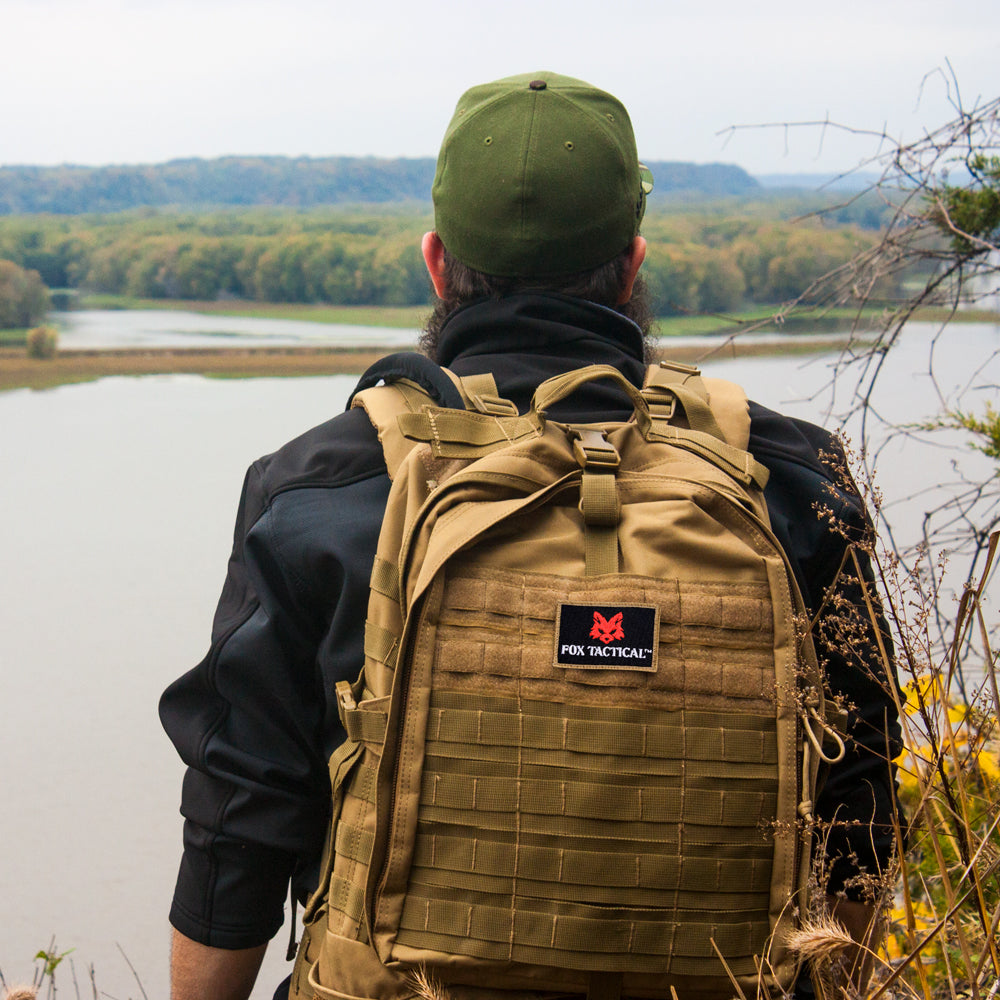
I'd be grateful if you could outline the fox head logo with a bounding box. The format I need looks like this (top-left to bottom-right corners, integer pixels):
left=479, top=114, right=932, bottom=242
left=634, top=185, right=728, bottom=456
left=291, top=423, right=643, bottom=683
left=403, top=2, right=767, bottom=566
left=590, top=611, right=625, bottom=645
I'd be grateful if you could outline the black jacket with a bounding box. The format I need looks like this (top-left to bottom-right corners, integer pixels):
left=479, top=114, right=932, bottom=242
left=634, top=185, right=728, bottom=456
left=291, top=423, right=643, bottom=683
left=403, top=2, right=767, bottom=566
left=160, top=293, right=901, bottom=949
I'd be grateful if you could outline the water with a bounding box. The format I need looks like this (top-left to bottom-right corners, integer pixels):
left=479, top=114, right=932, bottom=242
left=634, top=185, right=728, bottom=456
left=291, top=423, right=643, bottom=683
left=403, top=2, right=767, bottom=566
left=52, top=308, right=424, bottom=350
left=1, top=321, right=998, bottom=997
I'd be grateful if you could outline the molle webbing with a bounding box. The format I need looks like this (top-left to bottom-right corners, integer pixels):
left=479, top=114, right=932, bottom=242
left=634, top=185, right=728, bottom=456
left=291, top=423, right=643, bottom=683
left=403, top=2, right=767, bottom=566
left=368, top=562, right=796, bottom=985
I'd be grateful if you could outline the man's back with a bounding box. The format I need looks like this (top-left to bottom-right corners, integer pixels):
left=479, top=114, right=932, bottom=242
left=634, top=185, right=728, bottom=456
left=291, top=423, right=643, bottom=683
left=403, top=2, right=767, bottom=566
left=161, top=73, right=900, bottom=1000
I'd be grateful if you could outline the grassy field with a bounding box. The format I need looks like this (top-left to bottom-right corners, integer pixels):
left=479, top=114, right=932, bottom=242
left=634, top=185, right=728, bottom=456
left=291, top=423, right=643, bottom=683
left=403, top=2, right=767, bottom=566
left=0, top=327, right=29, bottom=346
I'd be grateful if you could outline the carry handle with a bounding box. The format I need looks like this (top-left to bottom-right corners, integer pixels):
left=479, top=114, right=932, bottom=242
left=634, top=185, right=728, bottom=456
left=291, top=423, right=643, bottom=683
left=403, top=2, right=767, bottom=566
left=531, top=365, right=652, bottom=433
left=531, top=364, right=721, bottom=438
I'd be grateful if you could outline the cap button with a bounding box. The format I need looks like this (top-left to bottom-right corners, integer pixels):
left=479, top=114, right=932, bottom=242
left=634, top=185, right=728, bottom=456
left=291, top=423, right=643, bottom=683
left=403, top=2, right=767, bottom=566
left=528, top=79, right=547, bottom=91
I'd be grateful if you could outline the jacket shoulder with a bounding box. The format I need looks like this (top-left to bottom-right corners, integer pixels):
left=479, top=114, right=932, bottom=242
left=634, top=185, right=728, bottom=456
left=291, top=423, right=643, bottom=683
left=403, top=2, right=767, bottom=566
left=249, top=406, right=385, bottom=511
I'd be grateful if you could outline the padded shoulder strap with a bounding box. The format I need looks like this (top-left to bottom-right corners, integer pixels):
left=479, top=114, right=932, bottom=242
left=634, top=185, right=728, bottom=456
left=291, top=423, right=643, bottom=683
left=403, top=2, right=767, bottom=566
left=347, top=352, right=465, bottom=410
left=348, top=353, right=520, bottom=478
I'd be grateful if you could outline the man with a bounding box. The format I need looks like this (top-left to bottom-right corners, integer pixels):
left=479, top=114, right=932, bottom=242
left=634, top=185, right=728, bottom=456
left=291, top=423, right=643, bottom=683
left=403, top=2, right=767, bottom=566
left=160, top=72, right=900, bottom=999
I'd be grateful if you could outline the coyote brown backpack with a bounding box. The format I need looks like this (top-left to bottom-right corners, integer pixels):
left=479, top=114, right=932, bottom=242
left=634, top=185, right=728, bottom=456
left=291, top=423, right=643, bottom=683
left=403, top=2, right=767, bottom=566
left=290, top=356, right=837, bottom=1000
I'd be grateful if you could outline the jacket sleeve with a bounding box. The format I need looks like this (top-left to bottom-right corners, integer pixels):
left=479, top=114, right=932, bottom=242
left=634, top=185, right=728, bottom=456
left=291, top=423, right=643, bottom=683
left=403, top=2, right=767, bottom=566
left=750, top=404, right=903, bottom=901
left=159, top=413, right=390, bottom=948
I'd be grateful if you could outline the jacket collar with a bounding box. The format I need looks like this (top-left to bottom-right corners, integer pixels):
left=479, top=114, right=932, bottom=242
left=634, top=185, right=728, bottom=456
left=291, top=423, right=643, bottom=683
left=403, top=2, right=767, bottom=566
left=435, top=292, right=648, bottom=369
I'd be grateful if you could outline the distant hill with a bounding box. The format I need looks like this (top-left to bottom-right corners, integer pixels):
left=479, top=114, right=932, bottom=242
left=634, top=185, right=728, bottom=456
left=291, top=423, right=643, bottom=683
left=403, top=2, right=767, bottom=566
left=755, top=171, right=883, bottom=193
left=0, top=156, right=759, bottom=214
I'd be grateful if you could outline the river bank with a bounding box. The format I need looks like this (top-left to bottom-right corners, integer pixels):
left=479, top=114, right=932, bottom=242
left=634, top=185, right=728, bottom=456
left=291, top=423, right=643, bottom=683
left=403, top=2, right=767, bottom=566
left=0, top=336, right=859, bottom=392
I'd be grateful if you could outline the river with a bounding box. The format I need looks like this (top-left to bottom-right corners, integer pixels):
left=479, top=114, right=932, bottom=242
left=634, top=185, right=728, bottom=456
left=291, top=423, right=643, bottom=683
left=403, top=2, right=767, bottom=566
left=1, top=318, right=998, bottom=997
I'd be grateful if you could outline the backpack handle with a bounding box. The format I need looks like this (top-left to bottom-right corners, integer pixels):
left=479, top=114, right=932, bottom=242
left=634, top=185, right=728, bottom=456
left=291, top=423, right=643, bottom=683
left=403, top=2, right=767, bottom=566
left=532, top=364, right=719, bottom=438
left=532, top=364, right=648, bottom=421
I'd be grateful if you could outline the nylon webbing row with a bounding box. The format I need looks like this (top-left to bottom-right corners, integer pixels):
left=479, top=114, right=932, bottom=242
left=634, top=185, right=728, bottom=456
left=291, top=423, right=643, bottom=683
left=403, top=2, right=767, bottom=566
left=425, top=705, right=778, bottom=762
left=396, top=896, right=764, bottom=962
left=425, top=745, right=778, bottom=784
left=414, top=805, right=773, bottom=845
left=419, top=770, right=777, bottom=825
left=410, top=863, right=762, bottom=910
left=431, top=691, right=777, bottom=729
left=411, top=834, right=773, bottom=893
left=395, top=923, right=761, bottom=977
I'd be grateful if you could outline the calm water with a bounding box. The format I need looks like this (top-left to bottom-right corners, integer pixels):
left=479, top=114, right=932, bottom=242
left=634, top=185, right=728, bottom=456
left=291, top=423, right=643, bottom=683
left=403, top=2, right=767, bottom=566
left=1, top=322, right=998, bottom=997
left=52, top=308, right=425, bottom=349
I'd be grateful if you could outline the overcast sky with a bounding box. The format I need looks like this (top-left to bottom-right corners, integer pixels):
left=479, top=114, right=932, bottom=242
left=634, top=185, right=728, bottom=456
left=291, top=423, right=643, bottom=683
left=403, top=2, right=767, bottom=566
left=4, top=0, right=998, bottom=177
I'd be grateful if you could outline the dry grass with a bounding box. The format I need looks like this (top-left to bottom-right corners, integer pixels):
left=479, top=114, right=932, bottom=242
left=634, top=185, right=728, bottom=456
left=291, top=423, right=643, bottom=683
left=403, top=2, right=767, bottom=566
left=0, top=337, right=859, bottom=392
left=0, top=346, right=394, bottom=391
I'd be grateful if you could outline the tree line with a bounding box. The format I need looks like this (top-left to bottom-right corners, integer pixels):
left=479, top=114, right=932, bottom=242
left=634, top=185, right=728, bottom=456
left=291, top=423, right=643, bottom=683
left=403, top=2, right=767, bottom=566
left=0, top=156, right=762, bottom=216
left=0, top=200, right=901, bottom=320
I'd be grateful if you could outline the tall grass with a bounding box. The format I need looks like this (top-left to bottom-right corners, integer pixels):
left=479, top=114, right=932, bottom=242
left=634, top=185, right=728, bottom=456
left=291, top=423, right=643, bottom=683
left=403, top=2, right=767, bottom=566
left=870, top=532, right=1000, bottom=998
left=794, top=511, right=1000, bottom=998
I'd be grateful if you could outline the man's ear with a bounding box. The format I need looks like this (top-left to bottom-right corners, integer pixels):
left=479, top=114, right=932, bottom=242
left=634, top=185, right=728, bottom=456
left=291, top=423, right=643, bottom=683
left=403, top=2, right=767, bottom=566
left=422, top=231, right=449, bottom=300
left=617, top=236, right=647, bottom=304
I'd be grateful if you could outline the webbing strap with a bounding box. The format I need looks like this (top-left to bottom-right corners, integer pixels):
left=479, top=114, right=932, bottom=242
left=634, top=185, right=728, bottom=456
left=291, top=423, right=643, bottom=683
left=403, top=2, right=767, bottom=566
left=342, top=706, right=388, bottom=746
left=646, top=384, right=725, bottom=442
left=396, top=409, right=539, bottom=453
left=363, top=620, right=398, bottom=671
left=329, top=873, right=366, bottom=924
left=368, top=555, right=398, bottom=601
left=455, top=372, right=520, bottom=416
left=335, top=819, right=375, bottom=865
left=580, top=472, right=619, bottom=576
left=572, top=428, right=620, bottom=577
left=648, top=423, right=770, bottom=488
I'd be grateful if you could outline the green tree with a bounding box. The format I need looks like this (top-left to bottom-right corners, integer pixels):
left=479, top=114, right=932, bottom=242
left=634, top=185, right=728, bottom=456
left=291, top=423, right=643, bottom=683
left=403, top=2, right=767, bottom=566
left=0, top=258, right=49, bottom=328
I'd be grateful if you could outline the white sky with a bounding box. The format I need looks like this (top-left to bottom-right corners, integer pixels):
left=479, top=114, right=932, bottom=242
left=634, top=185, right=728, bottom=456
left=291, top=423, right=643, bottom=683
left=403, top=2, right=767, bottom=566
left=3, top=0, right=998, bottom=176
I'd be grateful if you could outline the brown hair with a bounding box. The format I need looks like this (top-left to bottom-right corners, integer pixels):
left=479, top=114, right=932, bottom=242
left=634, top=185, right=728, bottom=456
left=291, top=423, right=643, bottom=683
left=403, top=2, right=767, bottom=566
left=420, top=248, right=657, bottom=362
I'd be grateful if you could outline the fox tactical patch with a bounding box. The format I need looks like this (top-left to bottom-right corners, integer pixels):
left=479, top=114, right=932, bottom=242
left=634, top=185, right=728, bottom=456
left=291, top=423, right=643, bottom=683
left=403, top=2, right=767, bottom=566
left=555, top=604, right=658, bottom=670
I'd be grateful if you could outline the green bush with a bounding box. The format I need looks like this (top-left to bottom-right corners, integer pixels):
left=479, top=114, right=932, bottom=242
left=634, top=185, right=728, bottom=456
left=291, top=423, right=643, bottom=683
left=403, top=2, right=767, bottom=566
left=0, top=258, right=49, bottom=328
left=25, top=325, right=58, bottom=359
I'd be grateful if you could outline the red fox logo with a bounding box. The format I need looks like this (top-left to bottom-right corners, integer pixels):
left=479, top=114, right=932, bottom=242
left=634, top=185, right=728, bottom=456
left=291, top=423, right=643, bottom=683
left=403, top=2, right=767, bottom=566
left=590, top=611, right=624, bottom=644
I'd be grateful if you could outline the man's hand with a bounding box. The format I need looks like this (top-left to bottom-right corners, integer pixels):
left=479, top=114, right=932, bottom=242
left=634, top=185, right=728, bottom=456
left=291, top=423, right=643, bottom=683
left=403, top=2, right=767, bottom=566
left=170, top=929, right=267, bottom=1000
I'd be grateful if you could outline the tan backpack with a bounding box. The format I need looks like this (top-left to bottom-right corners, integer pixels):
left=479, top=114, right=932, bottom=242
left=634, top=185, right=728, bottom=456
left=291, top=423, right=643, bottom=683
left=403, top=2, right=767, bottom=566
left=290, top=360, right=833, bottom=1000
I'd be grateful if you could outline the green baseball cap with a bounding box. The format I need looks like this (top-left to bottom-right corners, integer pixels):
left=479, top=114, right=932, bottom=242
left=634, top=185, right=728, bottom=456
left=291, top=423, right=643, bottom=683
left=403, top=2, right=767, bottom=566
left=432, top=71, right=652, bottom=278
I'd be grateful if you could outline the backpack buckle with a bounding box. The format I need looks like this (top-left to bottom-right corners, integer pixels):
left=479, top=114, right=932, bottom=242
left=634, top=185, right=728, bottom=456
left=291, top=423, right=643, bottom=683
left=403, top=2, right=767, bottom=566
left=642, top=387, right=678, bottom=423
left=569, top=428, right=619, bottom=470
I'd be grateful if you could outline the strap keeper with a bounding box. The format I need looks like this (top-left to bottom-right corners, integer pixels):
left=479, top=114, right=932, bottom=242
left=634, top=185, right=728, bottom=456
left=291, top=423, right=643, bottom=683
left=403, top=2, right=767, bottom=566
left=469, top=392, right=520, bottom=417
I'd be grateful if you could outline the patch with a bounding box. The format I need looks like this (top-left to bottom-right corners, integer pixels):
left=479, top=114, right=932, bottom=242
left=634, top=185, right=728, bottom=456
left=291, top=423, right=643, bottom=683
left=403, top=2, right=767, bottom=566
left=555, top=604, right=659, bottom=671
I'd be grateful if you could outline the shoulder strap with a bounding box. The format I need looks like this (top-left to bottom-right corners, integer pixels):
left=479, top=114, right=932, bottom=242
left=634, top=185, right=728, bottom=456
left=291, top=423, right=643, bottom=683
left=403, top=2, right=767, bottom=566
left=349, top=353, right=521, bottom=478
left=644, top=360, right=751, bottom=450
left=347, top=352, right=466, bottom=410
